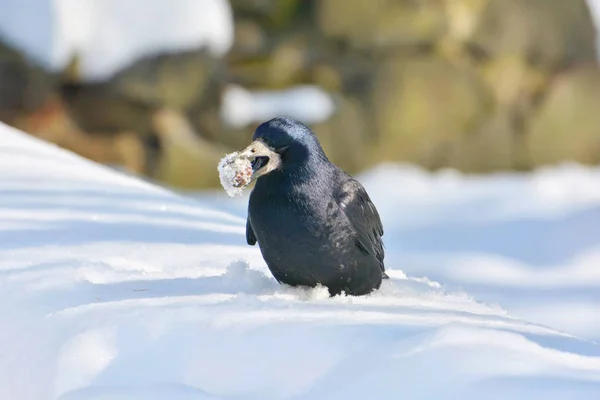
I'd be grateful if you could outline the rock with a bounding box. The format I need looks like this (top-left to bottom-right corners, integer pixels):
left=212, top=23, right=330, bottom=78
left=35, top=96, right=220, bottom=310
left=321, top=52, right=382, bottom=101
left=311, top=94, right=372, bottom=174
left=57, top=47, right=225, bottom=159
left=230, top=19, right=268, bottom=56
left=186, top=73, right=229, bottom=143
left=478, top=55, right=548, bottom=107
left=59, top=80, right=157, bottom=137
left=15, top=96, right=148, bottom=175
left=266, top=35, right=311, bottom=87
left=229, top=0, right=307, bottom=30
left=0, top=41, right=56, bottom=125
left=311, top=62, right=343, bottom=92
left=111, top=48, right=221, bottom=111
left=527, top=66, right=600, bottom=166
left=228, top=32, right=312, bottom=89
left=58, top=47, right=223, bottom=149
left=317, top=0, right=447, bottom=51
left=443, top=0, right=488, bottom=42
left=152, top=109, right=229, bottom=189
left=475, top=55, right=550, bottom=170
left=7, top=0, right=600, bottom=187
left=369, top=55, right=492, bottom=167
left=467, top=0, right=597, bottom=69
left=0, top=42, right=149, bottom=174
left=71, top=131, right=147, bottom=175
left=443, top=112, right=518, bottom=172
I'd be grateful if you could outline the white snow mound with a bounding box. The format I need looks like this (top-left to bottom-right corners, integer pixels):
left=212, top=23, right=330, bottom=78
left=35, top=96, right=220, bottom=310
left=0, top=0, right=234, bottom=81
left=1, top=122, right=600, bottom=400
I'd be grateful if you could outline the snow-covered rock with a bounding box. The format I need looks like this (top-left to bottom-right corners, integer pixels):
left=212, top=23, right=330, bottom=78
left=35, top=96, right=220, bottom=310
left=1, top=122, right=600, bottom=399
left=588, top=0, right=600, bottom=53
left=0, top=0, right=233, bottom=81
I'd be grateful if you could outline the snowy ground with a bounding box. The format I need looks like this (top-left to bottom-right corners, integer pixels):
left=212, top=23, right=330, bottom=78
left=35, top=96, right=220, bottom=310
left=200, top=162, right=600, bottom=343
left=1, top=122, right=600, bottom=400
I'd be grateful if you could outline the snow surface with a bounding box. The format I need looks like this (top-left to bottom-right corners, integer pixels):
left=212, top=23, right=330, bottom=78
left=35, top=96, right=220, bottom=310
left=0, top=0, right=233, bottom=81
left=576, top=0, right=600, bottom=58
left=588, top=0, right=600, bottom=46
left=1, top=121, right=600, bottom=400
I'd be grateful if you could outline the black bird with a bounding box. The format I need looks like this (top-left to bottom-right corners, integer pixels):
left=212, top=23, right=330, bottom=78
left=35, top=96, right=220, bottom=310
left=237, top=116, right=387, bottom=296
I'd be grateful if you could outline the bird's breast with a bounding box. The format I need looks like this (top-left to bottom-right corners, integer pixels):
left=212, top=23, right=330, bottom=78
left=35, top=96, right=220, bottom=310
left=249, top=190, right=354, bottom=262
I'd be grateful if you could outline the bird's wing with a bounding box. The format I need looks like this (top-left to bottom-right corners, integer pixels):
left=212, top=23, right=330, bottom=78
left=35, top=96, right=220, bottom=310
left=335, top=177, right=386, bottom=275
left=246, top=216, right=257, bottom=246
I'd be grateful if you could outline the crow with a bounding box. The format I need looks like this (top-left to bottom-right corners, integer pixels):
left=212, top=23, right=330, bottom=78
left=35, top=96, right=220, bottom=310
left=239, top=117, right=387, bottom=296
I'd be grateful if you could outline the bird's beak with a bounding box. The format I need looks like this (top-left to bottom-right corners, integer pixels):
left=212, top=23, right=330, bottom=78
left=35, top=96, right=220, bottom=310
left=238, top=140, right=281, bottom=181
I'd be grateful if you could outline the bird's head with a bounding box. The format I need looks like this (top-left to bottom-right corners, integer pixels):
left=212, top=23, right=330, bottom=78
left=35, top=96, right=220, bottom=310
left=237, top=116, right=328, bottom=182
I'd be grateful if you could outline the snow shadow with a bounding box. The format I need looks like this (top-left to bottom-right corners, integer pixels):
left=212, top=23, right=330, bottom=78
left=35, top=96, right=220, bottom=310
left=390, top=205, right=600, bottom=266
left=0, top=186, right=246, bottom=250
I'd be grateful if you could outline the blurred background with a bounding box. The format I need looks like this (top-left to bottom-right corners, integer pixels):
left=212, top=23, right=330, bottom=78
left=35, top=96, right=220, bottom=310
left=2, top=0, right=600, bottom=190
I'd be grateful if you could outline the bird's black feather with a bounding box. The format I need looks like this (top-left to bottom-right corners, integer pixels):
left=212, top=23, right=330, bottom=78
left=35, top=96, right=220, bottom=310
left=246, top=216, right=256, bottom=246
left=244, top=116, right=387, bottom=296
left=334, top=177, right=386, bottom=277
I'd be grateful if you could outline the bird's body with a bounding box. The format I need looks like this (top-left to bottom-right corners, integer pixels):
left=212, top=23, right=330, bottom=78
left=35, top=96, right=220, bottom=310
left=242, top=117, right=386, bottom=296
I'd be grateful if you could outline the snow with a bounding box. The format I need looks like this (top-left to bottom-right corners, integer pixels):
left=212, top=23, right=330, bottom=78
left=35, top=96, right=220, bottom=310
left=220, top=85, right=336, bottom=128
left=0, top=0, right=233, bottom=81
left=585, top=0, right=600, bottom=58
left=2, top=121, right=600, bottom=400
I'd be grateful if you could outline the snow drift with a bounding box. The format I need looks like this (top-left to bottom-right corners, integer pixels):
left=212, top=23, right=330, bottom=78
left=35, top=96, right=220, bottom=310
left=1, top=122, right=600, bottom=400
